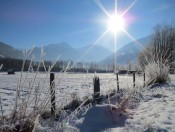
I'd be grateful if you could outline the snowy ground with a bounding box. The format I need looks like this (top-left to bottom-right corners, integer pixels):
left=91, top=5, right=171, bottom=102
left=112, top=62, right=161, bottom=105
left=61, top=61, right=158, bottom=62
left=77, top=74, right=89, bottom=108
left=59, top=75, right=175, bottom=132
left=123, top=85, right=175, bottom=131
left=0, top=72, right=143, bottom=116
left=1, top=72, right=175, bottom=131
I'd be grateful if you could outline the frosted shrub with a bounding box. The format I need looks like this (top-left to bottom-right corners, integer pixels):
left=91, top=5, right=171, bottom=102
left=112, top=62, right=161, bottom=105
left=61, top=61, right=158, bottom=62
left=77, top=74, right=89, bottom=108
left=145, top=61, right=170, bottom=85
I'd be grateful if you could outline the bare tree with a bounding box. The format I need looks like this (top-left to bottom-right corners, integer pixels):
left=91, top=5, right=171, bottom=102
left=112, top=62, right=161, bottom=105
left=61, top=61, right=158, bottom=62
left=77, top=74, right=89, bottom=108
left=138, top=22, right=175, bottom=72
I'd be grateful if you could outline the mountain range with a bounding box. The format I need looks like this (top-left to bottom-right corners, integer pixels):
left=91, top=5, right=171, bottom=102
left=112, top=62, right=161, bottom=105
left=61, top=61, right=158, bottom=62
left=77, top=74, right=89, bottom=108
left=0, top=42, right=23, bottom=59
left=100, top=36, right=152, bottom=65
left=0, top=41, right=113, bottom=62
left=0, top=35, right=152, bottom=64
left=30, top=42, right=113, bottom=62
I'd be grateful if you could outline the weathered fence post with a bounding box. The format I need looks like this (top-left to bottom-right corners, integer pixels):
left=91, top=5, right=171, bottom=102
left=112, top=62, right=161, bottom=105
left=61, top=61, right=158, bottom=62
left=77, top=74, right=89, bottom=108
left=50, top=73, right=56, bottom=116
left=143, top=72, right=145, bottom=87
left=93, top=76, right=100, bottom=103
left=116, top=73, right=119, bottom=92
left=133, top=73, right=135, bottom=88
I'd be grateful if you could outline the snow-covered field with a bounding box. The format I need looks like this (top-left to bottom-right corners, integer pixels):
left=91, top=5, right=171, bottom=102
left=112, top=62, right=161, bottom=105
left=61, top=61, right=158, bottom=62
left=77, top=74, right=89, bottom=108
left=66, top=84, right=175, bottom=132
left=0, top=72, right=143, bottom=116
left=61, top=75, right=175, bottom=132
left=1, top=72, right=175, bottom=131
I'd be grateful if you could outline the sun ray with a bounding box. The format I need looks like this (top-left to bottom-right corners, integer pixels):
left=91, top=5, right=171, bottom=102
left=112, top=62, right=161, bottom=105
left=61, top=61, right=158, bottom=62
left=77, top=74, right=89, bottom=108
left=114, top=0, right=119, bottom=73
left=123, top=29, right=153, bottom=57
left=94, top=0, right=111, bottom=17
left=115, top=0, right=118, bottom=14
left=121, top=0, right=137, bottom=17
left=114, top=32, right=117, bottom=73
left=73, top=29, right=110, bottom=67
left=94, top=29, right=110, bottom=45
left=122, top=29, right=146, bottom=51
left=93, top=0, right=138, bottom=73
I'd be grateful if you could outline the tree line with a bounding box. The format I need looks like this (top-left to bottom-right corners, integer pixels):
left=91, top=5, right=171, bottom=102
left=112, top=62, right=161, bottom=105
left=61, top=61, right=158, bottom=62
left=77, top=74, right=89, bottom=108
left=0, top=58, right=115, bottom=73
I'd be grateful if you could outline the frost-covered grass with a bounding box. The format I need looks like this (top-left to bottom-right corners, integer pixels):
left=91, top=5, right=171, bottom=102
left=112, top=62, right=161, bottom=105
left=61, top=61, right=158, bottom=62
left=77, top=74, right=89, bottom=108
left=0, top=70, right=175, bottom=131
left=1, top=51, right=172, bottom=132
left=58, top=77, right=175, bottom=132
left=145, top=61, right=170, bottom=85
left=0, top=44, right=174, bottom=131
left=0, top=72, right=143, bottom=116
left=0, top=71, right=144, bottom=131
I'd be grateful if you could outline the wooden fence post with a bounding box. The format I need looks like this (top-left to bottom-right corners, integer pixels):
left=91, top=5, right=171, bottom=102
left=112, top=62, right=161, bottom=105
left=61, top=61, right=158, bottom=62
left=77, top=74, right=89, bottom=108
left=133, top=73, right=135, bottom=88
left=143, top=72, right=145, bottom=87
left=50, top=73, right=56, bottom=116
left=116, top=73, right=119, bottom=92
left=93, top=76, right=100, bottom=103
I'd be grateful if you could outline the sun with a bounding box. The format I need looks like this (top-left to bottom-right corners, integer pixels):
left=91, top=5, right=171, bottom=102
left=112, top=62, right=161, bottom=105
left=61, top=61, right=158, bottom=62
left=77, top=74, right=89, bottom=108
left=107, top=14, right=125, bottom=34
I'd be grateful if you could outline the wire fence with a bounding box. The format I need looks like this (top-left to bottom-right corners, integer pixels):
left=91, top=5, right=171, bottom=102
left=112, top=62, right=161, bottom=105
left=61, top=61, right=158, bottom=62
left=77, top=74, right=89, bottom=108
left=0, top=72, right=145, bottom=116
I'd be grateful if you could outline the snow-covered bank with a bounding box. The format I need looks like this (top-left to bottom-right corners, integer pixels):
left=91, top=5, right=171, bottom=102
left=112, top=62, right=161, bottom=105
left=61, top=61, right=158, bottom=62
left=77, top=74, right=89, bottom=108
left=1, top=72, right=175, bottom=131
left=63, top=83, right=175, bottom=131
left=124, top=84, right=175, bottom=131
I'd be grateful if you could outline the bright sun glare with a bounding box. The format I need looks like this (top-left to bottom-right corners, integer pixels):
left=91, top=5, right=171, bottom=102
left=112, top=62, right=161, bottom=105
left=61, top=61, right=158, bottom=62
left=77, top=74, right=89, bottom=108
left=107, top=14, right=125, bottom=34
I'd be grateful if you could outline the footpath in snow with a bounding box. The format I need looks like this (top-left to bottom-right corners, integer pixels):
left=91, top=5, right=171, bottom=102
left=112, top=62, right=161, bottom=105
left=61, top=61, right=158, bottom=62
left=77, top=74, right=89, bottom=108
left=64, top=83, right=175, bottom=131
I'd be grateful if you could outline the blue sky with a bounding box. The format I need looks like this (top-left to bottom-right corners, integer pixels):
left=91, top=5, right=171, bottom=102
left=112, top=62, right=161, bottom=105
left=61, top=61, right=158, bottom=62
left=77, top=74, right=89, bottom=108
left=0, top=0, right=175, bottom=51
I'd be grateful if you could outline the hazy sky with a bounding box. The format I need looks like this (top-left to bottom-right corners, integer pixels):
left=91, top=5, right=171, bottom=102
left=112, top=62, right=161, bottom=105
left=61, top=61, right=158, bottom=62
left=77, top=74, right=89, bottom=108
left=0, top=0, right=175, bottom=51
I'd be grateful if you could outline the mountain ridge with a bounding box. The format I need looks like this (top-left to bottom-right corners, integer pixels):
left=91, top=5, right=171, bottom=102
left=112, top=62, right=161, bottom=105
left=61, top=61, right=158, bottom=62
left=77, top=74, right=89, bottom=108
left=0, top=41, right=113, bottom=62
left=100, top=35, right=152, bottom=65
left=0, top=35, right=152, bottom=64
left=0, top=42, right=23, bottom=59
